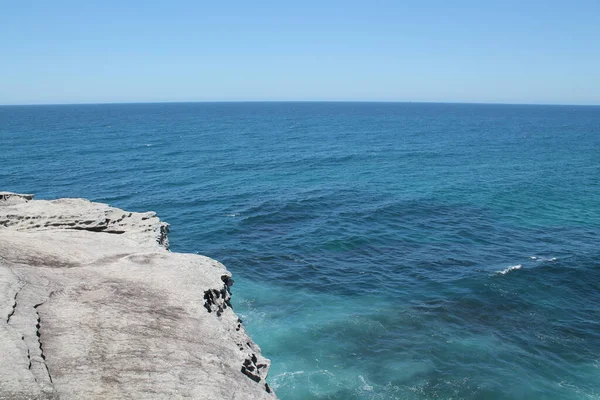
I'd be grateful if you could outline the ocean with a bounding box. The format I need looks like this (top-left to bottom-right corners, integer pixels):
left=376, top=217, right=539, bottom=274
left=1, top=102, right=599, bottom=399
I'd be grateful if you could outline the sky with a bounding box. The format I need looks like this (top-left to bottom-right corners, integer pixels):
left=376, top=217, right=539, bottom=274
left=1, top=0, right=599, bottom=105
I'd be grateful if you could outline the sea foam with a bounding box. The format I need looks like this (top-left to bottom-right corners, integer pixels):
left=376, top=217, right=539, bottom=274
left=496, top=265, right=522, bottom=275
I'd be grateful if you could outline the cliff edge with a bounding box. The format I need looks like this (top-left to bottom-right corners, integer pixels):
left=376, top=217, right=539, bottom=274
left=0, top=192, right=275, bottom=399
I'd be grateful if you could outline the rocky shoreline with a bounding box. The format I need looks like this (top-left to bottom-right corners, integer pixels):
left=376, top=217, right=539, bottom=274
left=0, top=192, right=275, bottom=399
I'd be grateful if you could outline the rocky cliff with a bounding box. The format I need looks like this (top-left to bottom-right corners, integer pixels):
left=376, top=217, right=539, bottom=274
left=0, top=192, right=275, bottom=399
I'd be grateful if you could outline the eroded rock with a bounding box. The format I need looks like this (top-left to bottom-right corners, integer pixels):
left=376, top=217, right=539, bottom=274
left=0, top=192, right=275, bottom=399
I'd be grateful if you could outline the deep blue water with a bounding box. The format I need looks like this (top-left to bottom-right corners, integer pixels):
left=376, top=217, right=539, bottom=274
left=1, top=102, right=599, bottom=399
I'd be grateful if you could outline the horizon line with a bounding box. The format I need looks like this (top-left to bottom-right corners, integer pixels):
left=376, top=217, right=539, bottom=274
left=1, top=100, right=600, bottom=107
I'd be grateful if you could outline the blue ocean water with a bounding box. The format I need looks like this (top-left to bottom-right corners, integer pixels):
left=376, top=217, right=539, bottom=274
left=1, top=102, right=599, bottom=399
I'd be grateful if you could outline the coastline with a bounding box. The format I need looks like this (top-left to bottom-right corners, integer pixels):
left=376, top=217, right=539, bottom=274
left=0, top=192, right=275, bottom=399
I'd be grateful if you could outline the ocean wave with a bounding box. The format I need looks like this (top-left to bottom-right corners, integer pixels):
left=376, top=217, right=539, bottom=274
left=358, top=375, right=374, bottom=392
left=496, top=265, right=522, bottom=275
left=530, top=256, right=558, bottom=262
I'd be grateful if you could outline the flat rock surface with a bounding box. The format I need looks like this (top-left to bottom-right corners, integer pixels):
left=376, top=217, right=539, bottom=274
left=0, top=193, right=275, bottom=399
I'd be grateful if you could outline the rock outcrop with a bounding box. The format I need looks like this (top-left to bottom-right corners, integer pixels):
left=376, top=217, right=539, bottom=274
left=0, top=192, right=275, bottom=399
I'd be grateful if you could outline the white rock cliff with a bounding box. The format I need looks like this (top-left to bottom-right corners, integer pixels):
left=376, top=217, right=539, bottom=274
left=0, top=192, right=275, bottom=399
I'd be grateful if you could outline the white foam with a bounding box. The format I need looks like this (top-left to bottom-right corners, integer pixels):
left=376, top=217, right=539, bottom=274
left=358, top=375, right=373, bottom=392
left=530, top=256, right=558, bottom=262
left=271, top=370, right=306, bottom=389
left=496, top=264, right=522, bottom=275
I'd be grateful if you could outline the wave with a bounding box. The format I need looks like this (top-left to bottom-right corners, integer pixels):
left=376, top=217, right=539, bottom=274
left=530, top=256, right=558, bottom=262
left=496, top=264, right=522, bottom=275
left=358, top=375, right=374, bottom=392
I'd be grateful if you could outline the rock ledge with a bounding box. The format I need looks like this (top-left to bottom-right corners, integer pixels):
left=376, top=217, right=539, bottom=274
left=0, top=193, right=275, bottom=399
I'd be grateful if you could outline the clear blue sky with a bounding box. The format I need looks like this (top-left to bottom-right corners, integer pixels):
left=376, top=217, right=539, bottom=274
left=1, top=0, right=599, bottom=105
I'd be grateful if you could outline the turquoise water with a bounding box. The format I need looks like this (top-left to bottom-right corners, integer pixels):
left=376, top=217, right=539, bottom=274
left=1, top=102, right=599, bottom=399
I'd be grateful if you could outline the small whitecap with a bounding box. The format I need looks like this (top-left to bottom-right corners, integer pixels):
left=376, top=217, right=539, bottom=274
left=358, top=375, right=373, bottom=392
left=225, top=213, right=240, bottom=217
left=530, top=256, right=538, bottom=260
left=496, top=265, right=522, bottom=275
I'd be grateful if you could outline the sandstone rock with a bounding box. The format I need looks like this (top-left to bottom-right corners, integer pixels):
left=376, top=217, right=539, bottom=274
left=0, top=193, right=275, bottom=399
